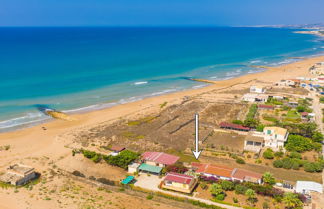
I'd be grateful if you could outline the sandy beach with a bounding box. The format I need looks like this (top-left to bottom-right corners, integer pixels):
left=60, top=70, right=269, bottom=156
left=0, top=55, right=324, bottom=209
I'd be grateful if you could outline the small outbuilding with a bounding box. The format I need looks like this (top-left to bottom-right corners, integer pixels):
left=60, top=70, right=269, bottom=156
left=0, top=164, right=37, bottom=186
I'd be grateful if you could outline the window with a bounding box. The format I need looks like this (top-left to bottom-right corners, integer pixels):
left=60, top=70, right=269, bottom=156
left=267, top=130, right=271, bottom=135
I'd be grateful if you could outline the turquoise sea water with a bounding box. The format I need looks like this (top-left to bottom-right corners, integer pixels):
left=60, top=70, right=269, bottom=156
left=0, top=27, right=323, bottom=132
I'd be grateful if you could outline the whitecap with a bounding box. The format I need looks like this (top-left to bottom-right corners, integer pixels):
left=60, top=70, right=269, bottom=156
left=134, top=81, right=148, bottom=85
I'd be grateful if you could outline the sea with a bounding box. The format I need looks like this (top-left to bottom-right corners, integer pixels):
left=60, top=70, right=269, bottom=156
left=0, top=27, right=324, bottom=132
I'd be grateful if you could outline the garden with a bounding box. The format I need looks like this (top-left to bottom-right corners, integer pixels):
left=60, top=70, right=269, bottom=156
left=195, top=172, right=305, bottom=209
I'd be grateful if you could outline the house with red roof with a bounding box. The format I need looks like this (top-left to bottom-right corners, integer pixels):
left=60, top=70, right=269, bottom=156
left=161, top=172, right=198, bottom=193
left=231, top=168, right=263, bottom=184
left=141, top=152, right=179, bottom=168
left=191, top=163, right=234, bottom=180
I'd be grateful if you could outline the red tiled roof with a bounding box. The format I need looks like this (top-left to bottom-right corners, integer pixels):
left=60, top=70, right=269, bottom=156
left=164, top=172, right=194, bottom=184
left=219, top=122, right=250, bottom=131
left=301, top=112, right=309, bottom=116
left=111, top=146, right=125, bottom=152
left=258, top=104, right=274, bottom=109
left=142, top=152, right=179, bottom=165
left=231, top=168, right=262, bottom=181
left=192, top=163, right=234, bottom=178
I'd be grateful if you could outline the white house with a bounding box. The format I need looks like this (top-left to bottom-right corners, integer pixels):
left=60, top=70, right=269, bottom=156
left=263, top=127, right=289, bottom=151
left=242, top=93, right=269, bottom=102
left=296, top=181, right=323, bottom=195
left=250, top=86, right=266, bottom=94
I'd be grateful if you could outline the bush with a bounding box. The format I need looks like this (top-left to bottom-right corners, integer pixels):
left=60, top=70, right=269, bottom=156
left=256, top=124, right=265, bottom=132
left=165, top=162, right=188, bottom=174
left=103, top=150, right=139, bottom=169
left=289, top=152, right=302, bottom=159
left=233, top=197, right=238, bottom=203
left=146, top=194, right=154, bottom=200
left=273, top=160, right=283, bottom=168
left=235, top=184, right=248, bottom=195
left=274, top=151, right=284, bottom=158
left=263, top=148, right=274, bottom=159
left=72, top=170, right=85, bottom=178
left=304, top=162, right=323, bottom=172
left=221, top=180, right=234, bottom=191
left=215, top=193, right=225, bottom=201
left=236, top=158, right=245, bottom=164
left=232, top=120, right=243, bottom=125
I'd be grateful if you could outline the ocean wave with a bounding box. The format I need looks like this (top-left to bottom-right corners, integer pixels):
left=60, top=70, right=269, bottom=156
left=249, top=60, right=262, bottom=64
left=134, top=81, right=148, bottom=85
left=192, top=84, right=207, bottom=89
left=0, top=112, right=49, bottom=130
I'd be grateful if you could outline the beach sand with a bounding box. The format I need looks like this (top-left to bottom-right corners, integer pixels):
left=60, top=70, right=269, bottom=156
left=0, top=55, right=323, bottom=209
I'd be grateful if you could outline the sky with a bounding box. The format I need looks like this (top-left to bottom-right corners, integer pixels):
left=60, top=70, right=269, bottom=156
left=0, top=0, right=323, bottom=26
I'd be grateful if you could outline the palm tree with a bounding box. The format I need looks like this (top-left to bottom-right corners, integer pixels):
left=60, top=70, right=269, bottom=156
left=262, top=172, right=276, bottom=185
left=282, top=192, right=303, bottom=209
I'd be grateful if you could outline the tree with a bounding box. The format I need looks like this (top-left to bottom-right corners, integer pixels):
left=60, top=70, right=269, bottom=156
left=245, top=189, right=257, bottom=205
left=262, top=172, right=275, bottom=185
left=282, top=192, right=303, bottom=209
left=285, top=135, right=314, bottom=153
left=220, top=180, right=234, bottom=191
left=312, top=131, right=323, bottom=143
left=210, top=183, right=223, bottom=197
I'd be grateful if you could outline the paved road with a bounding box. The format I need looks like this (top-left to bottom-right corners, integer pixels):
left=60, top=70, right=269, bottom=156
left=309, top=91, right=324, bottom=186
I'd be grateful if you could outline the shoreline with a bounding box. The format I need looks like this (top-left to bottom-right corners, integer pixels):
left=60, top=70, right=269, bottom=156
left=0, top=55, right=323, bottom=140
left=1, top=51, right=324, bottom=133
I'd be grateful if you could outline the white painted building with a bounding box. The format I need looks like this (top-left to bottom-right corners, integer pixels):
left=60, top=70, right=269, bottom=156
left=250, top=86, right=266, bottom=94
left=295, top=181, right=323, bottom=195
left=242, top=93, right=269, bottom=102
left=263, top=127, right=289, bottom=151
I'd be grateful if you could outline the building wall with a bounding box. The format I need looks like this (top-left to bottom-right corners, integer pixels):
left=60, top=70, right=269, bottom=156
left=15, top=172, right=36, bottom=186
left=145, top=161, right=165, bottom=168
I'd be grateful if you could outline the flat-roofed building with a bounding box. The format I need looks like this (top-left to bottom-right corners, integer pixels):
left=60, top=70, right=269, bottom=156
left=244, top=132, right=264, bottom=153
left=250, top=86, right=266, bottom=94
left=263, top=127, right=288, bottom=151
left=242, top=93, right=269, bottom=103
left=0, top=164, right=36, bottom=186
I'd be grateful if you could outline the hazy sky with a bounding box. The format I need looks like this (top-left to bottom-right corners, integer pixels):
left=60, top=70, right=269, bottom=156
left=1, top=0, right=323, bottom=26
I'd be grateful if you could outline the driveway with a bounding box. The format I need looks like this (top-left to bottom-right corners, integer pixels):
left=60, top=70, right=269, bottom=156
left=134, top=173, right=163, bottom=191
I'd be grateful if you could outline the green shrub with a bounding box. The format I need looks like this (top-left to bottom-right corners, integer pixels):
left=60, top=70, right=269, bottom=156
left=215, top=194, right=225, bottom=201
left=274, top=151, right=284, bottom=158
left=263, top=148, right=274, bottom=159
left=233, top=197, right=238, bottom=203
left=289, top=152, right=302, bottom=159
left=232, top=120, right=244, bottom=125
left=221, top=180, right=234, bottom=191
left=304, top=162, right=323, bottom=172
left=146, top=194, right=154, bottom=200
left=235, top=184, right=248, bottom=195
left=273, top=160, right=283, bottom=168
left=236, top=158, right=245, bottom=164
